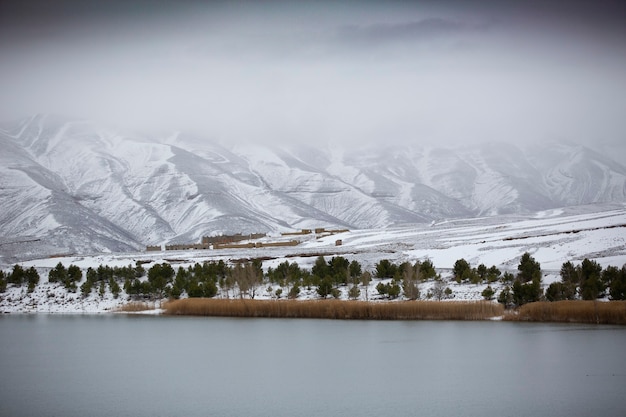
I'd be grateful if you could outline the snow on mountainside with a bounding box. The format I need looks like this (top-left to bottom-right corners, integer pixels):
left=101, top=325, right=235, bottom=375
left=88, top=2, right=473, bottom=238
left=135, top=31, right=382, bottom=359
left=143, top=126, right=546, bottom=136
left=1, top=114, right=625, bottom=263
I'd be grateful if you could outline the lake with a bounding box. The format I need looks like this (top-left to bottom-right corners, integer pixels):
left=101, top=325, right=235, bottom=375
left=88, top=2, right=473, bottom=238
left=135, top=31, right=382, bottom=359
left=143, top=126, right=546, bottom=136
left=0, top=315, right=624, bottom=417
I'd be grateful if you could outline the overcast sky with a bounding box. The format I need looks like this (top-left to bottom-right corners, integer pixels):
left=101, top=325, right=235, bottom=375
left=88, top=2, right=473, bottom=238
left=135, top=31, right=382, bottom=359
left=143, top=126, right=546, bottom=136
left=1, top=0, right=625, bottom=146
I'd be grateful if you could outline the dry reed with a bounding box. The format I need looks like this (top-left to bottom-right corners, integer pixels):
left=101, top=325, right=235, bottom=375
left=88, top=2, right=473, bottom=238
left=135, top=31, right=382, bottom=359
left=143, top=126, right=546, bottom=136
left=505, top=301, right=626, bottom=325
left=162, top=298, right=504, bottom=320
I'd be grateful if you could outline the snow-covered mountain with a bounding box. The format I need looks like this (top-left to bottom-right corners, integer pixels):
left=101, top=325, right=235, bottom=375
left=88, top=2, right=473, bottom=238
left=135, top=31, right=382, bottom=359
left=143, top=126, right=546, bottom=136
left=1, top=114, right=625, bottom=262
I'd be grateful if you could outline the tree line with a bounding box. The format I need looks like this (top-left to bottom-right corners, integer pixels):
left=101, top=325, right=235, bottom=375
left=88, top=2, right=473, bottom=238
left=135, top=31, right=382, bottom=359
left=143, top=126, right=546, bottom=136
left=1, top=253, right=625, bottom=307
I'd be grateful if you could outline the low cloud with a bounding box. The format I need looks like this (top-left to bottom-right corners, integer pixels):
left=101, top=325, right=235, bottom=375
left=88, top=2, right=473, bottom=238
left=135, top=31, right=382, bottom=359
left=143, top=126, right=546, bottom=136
left=1, top=0, right=625, bottom=148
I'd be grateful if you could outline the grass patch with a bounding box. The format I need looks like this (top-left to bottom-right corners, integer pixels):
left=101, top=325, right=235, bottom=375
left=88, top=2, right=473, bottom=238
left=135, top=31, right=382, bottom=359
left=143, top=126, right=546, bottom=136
left=504, top=301, right=626, bottom=325
left=163, top=299, right=504, bottom=320
left=116, top=301, right=155, bottom=312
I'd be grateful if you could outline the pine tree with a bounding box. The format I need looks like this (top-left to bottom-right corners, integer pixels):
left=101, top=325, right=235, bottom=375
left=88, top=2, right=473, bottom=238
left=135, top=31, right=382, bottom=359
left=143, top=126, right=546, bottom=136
left=517, top=253, right=541, bottom=283
left=8, top=264, right=25, bottom=285
left=25, top=267, right=39, bottom=293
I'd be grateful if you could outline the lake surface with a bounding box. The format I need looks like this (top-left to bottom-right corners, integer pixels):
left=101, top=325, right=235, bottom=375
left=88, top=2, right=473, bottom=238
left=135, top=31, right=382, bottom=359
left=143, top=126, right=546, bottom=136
left=1, top=315, right=625, bottom=417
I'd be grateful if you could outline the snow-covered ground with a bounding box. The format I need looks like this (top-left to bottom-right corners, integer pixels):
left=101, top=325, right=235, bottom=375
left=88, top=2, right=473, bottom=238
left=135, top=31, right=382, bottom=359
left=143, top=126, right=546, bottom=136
left=1, top=203, right=625, bottom=313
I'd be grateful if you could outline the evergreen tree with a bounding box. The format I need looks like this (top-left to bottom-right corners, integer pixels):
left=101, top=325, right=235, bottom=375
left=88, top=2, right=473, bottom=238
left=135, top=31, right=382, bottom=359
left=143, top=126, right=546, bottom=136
left=501, top=271, right=515, bottom=284
left=349, top=260, right=362, bottom=284
left=376, top=281, right=400, bottom=299
left=579, top=258, right=604, bottom=300
left=481, top=285, right=495, bottom=300
left=48, top=262, right=67, bottom=284
left=109, top=278, right=121, bottom=299
left=419, top=259, right=436, bottom=280
left=498, top=286, right=514, bottom=308
left=560, top=261, right=579, bottom=284
left=375, top=259, right=397, bottom=279
left=8, top=264, right=25, bottom=285
left=67, top=265, right=83, bottom=284
left=608, top=265, right=626, bottom=300
left=147, top=263, right=175, bottom=299
left=25, top=267, right=40, bottom=293
left=476, top=264, right=488, bottom=282
left=287, top=284, right=300, bottom=299
left=517, top=253, right=541, bottom=283
left=387, top=281, right=401, bottom=299
left=0, top=270, right=6, bottom=293
left=600, top=265, right=620, bottom=299
left=348, top=285, right=360, bottom=300
left=170, top=267, right=189, bottom=299
left=486, top=266, right=501, bottom=282
left=317, top=277, right=333, bottom=298
left=135, top=263, right=146, bottom=278
left=80, top=277, right=94, bottom=297
left=453, top=259, right=471, bottom=283
left=328, top=256, right=349, bottom=286
left=545, top=281, right=576, bottom=301
left=512, top=279, right=542, bottom=306
left=376, top=282, right=388, bottom=298
left=312, top=256, right=329, bottom=279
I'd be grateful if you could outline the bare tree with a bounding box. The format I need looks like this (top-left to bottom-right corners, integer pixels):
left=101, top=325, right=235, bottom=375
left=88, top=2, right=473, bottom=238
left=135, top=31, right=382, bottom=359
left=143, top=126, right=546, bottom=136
left=360, top=271, right=372, bottom=301
left=402, top=262, right=420, bottom=300
left=431, top=279, right=447, bottom=301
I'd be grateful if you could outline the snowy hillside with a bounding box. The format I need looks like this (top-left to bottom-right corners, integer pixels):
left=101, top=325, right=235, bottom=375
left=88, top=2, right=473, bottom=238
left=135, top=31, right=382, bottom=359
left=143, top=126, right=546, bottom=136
left=1, top=114, right=625, bottom=262
left=2, top=202, right=624, bottom=313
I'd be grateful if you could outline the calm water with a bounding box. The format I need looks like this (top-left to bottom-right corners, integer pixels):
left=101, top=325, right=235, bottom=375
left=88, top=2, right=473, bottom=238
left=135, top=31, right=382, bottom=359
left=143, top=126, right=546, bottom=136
left=0, top=315, right=625, bottom=417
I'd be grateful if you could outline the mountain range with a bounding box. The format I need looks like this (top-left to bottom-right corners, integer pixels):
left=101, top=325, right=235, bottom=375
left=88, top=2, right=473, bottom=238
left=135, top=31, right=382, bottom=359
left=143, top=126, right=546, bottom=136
left=1, top=114, right=625, bottom=263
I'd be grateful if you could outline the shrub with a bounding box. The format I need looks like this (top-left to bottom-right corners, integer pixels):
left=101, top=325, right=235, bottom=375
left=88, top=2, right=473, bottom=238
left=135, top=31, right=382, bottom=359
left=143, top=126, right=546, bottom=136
left=288, top=285, right=300, bottom=299
left=501, top=272, right=515, bottom=284
left=481, top=285, right=495, bottom=301
left=317, top=277, right=333, bottom=298
left=348, top=285, right=360, bottom=300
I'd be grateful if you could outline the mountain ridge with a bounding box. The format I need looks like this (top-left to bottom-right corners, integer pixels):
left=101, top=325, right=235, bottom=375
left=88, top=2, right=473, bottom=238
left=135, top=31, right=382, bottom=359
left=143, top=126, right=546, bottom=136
left=1, top=114, right=625, bottom=263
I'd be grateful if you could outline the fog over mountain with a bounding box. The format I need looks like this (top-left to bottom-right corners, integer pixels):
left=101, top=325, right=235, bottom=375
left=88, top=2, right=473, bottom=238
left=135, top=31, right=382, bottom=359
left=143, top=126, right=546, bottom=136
left=1, top=114, right=625, bottom=262
left=1, top=0, right=625, bottom=147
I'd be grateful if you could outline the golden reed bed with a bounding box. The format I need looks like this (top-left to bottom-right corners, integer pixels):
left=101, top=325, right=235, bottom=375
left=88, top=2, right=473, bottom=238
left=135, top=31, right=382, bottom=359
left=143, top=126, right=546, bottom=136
left=162, top=298, right=504, bottom=320
left=506, top=300, right=626, bottom=325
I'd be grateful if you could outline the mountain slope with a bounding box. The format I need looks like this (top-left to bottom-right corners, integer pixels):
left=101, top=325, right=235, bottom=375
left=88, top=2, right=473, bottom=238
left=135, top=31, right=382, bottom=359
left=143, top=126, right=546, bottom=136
left=1, top=114, right=625, bottom=262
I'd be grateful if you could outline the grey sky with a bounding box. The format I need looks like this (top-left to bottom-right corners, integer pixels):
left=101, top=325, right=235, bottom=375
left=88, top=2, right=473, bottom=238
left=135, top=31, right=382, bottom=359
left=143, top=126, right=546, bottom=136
left=1, top=0, right=625, bottom=146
